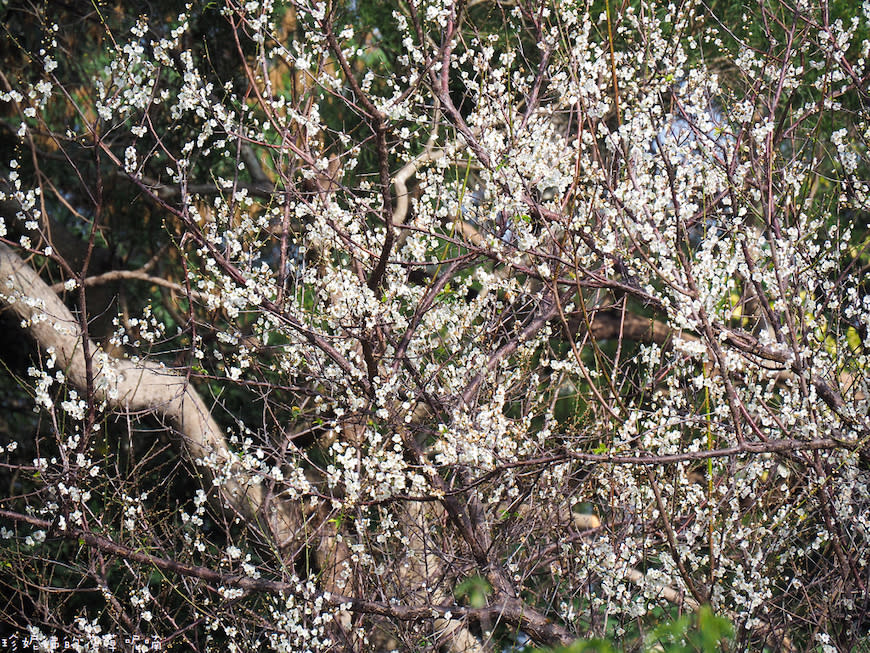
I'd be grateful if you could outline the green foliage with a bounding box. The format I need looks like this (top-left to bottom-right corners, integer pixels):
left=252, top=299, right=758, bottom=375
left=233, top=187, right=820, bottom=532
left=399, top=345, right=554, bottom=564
left=535, top=607, right=733, bottom=653
left=455, top=574, right=493, bottom=609
left=646, top=606, right=733, bottom=652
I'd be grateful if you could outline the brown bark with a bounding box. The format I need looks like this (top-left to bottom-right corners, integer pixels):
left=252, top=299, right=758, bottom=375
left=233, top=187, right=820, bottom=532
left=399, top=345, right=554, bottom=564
left=0, top=242, right=300, bottom=548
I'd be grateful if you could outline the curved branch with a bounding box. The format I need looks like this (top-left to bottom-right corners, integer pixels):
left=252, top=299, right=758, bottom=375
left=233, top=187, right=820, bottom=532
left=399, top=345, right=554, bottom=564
left=0, top=508, right=574, bottom=647
left=50, top=268, right=209, bottom=304
left=0, top=242, right=299, bottom=548
left=570, top=308, right=867, bottom=432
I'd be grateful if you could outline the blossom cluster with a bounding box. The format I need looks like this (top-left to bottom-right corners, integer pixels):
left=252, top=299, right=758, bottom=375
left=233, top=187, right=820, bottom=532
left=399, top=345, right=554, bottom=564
left=0, top=0, right=868, bottom=649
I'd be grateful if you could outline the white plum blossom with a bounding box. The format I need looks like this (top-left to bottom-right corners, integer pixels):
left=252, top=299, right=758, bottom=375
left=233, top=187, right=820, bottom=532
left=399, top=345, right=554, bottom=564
left=0, top=0, right=868, bottom=650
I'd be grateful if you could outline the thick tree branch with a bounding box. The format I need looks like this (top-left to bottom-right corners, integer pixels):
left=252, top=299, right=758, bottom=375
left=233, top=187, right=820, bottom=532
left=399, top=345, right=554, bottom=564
left=0, top=242, right=300, bottom=548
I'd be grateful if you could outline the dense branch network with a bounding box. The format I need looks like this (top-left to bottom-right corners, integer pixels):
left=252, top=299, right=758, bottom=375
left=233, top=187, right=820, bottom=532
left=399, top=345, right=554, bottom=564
left=0, top=0, right=868, bottom=650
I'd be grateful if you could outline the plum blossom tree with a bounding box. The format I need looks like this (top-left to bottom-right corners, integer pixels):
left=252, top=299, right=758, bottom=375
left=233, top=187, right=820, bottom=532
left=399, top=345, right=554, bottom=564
left=0, top=0, right=868, bottom=650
